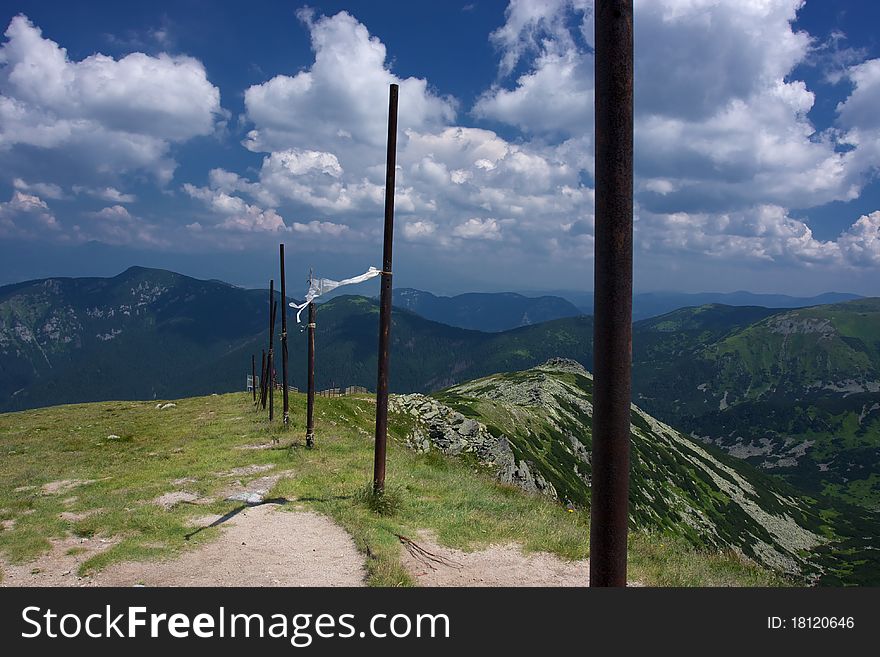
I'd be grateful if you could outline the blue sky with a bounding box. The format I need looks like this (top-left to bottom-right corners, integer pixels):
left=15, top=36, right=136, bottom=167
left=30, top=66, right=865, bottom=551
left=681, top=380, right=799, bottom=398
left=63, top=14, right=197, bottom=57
left=1, top=0, right=879, bottom=297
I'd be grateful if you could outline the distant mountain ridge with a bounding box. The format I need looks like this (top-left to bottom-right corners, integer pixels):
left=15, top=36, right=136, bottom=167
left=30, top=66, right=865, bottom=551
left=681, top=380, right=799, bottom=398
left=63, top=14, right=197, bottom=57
left=518, top=289, right=863, bottom=320
left=629, top=291, right=863, bottom=321
left=391, top=288, right=582, bottom=331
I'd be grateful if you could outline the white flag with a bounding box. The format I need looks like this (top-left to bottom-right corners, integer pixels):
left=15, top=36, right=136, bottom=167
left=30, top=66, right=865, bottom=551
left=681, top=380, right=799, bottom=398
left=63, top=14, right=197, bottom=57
left=290, top=266, right=382, bottom=322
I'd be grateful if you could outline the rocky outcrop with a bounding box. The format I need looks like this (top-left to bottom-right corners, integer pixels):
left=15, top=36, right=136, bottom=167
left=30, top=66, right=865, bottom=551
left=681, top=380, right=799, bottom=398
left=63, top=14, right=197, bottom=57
left=768, top=315, right=836, bottom=337
left=390, top=393, right=558, bottom=498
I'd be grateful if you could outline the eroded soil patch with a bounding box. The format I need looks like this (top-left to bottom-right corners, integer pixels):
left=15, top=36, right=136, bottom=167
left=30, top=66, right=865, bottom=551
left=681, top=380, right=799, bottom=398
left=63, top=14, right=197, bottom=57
left=399, top=531, right=590, bottom=587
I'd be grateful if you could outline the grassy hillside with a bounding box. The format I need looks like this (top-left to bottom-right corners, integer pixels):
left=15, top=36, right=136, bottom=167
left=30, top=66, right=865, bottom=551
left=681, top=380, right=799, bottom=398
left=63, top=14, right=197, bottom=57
left=394, top=360, right=880, bottom=584
left=0, top=389, right=788, bottom=587
left=632, top=299, right=880, bottom=511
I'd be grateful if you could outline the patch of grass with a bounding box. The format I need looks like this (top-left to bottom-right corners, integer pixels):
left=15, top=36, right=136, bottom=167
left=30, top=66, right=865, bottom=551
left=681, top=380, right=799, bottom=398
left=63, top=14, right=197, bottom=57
left=422, top=449, right=449, bottom=472
left=628, top=530, right=789, bottom=587
left=355, top=484, right=403, bottom=517
left=0, top=395, right=294, bottom=571
left=0, top=392, right=785, bottom=587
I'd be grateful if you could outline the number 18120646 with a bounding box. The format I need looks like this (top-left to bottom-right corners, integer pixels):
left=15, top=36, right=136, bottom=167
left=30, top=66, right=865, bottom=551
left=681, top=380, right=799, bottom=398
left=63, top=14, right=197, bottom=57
left=768, top=616, right=855, bottom=629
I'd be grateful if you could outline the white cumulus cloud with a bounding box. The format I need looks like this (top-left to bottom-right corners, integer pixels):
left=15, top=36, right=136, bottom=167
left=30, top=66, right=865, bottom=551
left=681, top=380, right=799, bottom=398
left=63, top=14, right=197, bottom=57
left=12, top=177, right=65, bottom=199
left=453, top=217, right=503, bottom=241
left=0, top=190, right=59, bottom=236
left=837, top=211, right=880, bottom=267
left=0, top=15, right=223, bottom=184
left=74, top=185, right=137, bottom=203
left=243, top=10, right=456, bottom=155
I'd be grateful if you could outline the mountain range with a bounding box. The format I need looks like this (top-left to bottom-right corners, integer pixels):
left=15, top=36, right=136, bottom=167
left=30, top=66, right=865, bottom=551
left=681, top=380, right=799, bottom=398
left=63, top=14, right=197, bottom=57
left=0, top=267, right=595, bottom=410
left=384, top=288, right=860, bottom=330
left=1, top=266, right=878, bottom=518
left=391, top=288, right=582, bottom=331
left=520, top=289, right=862, bottom=321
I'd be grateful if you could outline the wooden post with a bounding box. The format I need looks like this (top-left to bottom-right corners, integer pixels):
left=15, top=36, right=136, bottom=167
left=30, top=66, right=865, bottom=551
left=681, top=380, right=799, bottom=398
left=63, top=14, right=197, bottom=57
left=306, top=299, right=316, bottom=448
left=372, top=83, right=399, bottom=495
left=251, top=354, right=256, bottom=403
left=590, top=0, right=634, bottom=588
left=280, top=244, right=290, bottom=427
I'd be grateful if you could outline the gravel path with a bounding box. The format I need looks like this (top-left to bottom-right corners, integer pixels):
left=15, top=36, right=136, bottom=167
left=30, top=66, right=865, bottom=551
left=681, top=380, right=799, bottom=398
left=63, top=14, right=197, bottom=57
left=1, top=504, right=366, bottom=587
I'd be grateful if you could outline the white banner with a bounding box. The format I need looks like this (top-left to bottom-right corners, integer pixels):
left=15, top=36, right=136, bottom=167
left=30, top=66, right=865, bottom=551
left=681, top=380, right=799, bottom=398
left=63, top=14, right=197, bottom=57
left=289, top=266, right=382, bottom=322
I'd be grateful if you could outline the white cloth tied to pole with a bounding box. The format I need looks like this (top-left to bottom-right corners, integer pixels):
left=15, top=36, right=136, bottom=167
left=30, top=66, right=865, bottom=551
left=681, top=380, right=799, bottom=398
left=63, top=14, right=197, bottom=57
left=289, top=266, right=382, bottom=322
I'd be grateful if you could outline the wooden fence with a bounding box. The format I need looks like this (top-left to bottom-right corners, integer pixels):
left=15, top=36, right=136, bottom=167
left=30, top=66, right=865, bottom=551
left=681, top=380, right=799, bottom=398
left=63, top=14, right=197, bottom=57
left=247, top=375, right=297, bottom=393
left=248, top=375, right=365, bottom=397
left=317, top=385, right=369, bottom=398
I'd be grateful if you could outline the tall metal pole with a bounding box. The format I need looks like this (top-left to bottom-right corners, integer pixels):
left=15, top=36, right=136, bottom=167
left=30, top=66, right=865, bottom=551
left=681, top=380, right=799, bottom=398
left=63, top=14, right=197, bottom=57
left=259, top=349, right=267, bottom=409
left=590, top=0, right=634, bottom=588
left=251, top=354, right=256, bottom=403
left=306, top=299, right=316, bottom=448
left=269, top=301, right=278, bottom=420
left=270, top=299, right=277, bottom=421
left=268, top=280, right=275, bottom=422
left=280, top=244, right=290, bottom=427
left=372, top=83, right=399, bottom=495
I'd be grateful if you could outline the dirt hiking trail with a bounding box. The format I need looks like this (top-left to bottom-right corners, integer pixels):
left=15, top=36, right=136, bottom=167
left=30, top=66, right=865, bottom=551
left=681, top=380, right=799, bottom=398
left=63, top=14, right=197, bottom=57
left=2, top=504, right=603, bottom=587
left=1, top=504, right=366, bottom=587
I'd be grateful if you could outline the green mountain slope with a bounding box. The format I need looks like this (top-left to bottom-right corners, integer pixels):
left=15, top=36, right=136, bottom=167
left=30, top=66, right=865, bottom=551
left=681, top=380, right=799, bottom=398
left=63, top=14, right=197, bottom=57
left=0, top=388, right=796, bottom=587
left=0, top=267, right=273, bottom=411
left=625, top=291, right=861, bottom=321
left=282, top=295, right=593, bottom=393
left=515, top=290, right=861, bottom=320
left=632, top=299, right=880, bottom=511
left=393, top=359, right=880, bottom=584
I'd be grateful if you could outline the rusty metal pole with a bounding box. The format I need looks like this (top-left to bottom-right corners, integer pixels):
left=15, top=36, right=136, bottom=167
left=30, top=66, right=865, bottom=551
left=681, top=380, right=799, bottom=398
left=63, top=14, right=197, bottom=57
left=251, top=354, right=256, bottom=403
left=372, top=83, right=399, bottom=495
left=306, top=300, right=316, bottom=448
left=280, top=244, right=290, bottom=428
left=269, top=299, right=277, bottom=422
left=590, top=0, right=634, bottom=588
left=268, top=280, right=275, bottom=422
left=271, top=300, right=277, bottom=417
left=259, top=349, right=267, bottom=409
